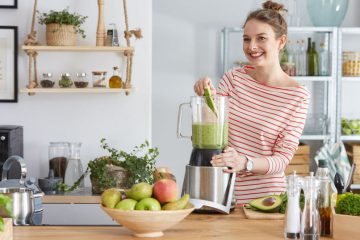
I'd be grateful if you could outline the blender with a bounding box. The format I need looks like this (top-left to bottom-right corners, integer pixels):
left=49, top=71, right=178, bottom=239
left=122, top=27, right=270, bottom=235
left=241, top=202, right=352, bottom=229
left=177, top=95, right=235, bottom=214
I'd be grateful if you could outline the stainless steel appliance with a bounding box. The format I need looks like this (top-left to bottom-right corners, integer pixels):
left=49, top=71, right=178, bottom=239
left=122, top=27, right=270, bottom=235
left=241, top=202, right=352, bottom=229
left=0, top=125, right=23, bottom=180
left=178, top=95, right=235, bottom=214
left=0, top=156, right=44, bottom=225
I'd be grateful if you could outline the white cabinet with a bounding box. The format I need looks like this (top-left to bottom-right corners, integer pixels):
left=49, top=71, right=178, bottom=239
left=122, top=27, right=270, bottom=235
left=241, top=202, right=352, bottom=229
left=220, top=27, right=338, bottom=142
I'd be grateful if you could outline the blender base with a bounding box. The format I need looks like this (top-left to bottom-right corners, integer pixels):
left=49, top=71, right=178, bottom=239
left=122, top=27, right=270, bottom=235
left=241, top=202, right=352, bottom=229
left=189, top=148, right=222, bottom=166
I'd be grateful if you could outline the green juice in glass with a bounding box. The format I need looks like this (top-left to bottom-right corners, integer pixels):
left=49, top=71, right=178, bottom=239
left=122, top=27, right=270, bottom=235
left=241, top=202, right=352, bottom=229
left=192, top=123, right=228, bottom=149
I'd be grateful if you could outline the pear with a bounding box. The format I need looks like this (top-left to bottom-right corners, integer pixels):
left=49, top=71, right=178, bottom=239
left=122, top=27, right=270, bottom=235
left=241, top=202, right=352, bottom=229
left=101, top=188, right=121, bottom=208
left=125, top=182, right=153, bottom=201
left=161, top=194, right=190, bottom=210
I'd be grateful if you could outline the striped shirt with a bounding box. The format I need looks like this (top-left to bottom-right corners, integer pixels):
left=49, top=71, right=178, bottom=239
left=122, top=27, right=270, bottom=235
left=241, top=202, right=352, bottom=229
left=217, top=67, right=310, bottom=205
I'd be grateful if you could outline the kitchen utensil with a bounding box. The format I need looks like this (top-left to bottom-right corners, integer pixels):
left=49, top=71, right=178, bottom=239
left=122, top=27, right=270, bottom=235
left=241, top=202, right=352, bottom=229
left=38, top=169, right=63, bottom=194
left=100, top=204, right=194, bottom=237
left=182, top=165, right=235, bottom=214
left=242, top=205, right=284, bottom=220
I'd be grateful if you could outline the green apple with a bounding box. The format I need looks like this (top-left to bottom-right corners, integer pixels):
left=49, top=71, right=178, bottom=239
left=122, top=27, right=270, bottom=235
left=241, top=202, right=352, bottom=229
left=125, top=182, right=152, bottom=201
left=135, top=198, right=161, bottom=211
left=101, top=188, right=121, bottom=208
left=349, top=120, right=359, bottom=130
left=115, top=199, right=138, bottom=210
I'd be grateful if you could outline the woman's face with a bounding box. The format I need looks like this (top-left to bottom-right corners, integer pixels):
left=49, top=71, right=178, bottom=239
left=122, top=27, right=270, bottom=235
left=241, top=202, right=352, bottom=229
left=243, top=19, right=286, bottom=67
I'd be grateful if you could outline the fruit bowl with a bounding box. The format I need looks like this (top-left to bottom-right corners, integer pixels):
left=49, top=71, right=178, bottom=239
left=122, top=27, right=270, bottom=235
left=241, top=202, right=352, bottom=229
left=100, top=204, right=195, bottom=237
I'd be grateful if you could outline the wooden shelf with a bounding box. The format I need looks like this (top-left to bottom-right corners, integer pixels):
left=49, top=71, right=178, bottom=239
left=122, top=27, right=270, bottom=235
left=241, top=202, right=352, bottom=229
left=20, top=88, right=131, bottom=94
left=22, top=45, right=134, bottom=52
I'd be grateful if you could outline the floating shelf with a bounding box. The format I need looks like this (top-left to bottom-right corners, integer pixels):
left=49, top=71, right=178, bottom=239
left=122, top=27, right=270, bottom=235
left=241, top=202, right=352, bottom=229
left=294, top=76, right=332, bottom=82
left=341, top=135, right=360, bottom=141
left=22, top=45, right=134, bottom=52
left=300, top=135, right=330, bottom=141
left=20, top=88, right=131, bottom=94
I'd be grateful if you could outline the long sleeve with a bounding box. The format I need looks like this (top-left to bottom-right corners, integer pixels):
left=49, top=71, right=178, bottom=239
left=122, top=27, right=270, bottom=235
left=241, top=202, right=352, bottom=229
left=217, top=69, right=235, bottom=96
left=253, top=96, right=310, bottom=175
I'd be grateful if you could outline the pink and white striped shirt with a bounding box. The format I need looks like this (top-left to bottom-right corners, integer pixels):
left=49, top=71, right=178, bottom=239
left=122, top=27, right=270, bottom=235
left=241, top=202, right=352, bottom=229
left=217, top=67, right=310, bottom=205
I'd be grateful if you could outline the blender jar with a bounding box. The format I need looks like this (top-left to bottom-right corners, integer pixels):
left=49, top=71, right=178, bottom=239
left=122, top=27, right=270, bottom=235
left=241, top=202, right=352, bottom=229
left=178, top=96, right=229, bottom=149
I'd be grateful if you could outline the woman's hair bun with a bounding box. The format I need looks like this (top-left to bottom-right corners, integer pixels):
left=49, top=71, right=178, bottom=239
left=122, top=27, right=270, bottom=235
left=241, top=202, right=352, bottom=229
left=262, top=0, right=286, bottom=12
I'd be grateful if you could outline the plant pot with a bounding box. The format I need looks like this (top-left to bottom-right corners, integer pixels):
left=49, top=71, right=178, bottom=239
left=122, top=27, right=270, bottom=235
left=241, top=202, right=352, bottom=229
left=91, top=164, right=129, bottom=194
left=333, top=207, right=360, bottom=240
left=46, top=23, right=77, bottom=46
left=306, top=0, right=349, bottom=27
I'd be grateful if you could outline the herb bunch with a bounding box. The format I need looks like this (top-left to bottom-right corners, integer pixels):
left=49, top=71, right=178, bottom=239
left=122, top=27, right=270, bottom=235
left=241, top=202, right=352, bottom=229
left=38, top=8, right=88, bottom=38
left=336, top=192, right=360, bottom=216
left=100, top=138, right=158, bottom=187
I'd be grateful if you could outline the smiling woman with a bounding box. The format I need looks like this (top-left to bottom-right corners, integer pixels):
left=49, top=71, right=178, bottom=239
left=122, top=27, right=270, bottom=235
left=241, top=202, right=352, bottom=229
left=194, top=0, right=310, bottom=205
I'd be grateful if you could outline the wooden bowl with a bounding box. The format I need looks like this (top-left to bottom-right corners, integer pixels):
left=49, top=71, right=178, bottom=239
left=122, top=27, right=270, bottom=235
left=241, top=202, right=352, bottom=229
left=101, top=204, right=195, bottom=237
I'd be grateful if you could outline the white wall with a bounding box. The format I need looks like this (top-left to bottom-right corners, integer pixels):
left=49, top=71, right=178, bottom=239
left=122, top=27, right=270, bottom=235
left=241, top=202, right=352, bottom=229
left=0, top=0, right=151, bottom=224
left=153, top=0, right=360, bottom=186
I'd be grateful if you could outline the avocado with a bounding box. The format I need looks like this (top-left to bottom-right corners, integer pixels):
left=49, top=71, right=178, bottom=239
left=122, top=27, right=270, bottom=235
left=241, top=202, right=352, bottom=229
left=249, top=195, right=282, bottom=213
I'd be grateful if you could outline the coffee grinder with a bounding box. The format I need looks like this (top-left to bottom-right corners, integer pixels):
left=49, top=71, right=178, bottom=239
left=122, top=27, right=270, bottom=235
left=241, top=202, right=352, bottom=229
left=177, top=95, right=235, bottom=214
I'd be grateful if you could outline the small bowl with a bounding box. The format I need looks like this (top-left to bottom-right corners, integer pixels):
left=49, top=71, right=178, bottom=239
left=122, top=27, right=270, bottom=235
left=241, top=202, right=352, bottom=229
left=101, top=204, right=194, bottom=237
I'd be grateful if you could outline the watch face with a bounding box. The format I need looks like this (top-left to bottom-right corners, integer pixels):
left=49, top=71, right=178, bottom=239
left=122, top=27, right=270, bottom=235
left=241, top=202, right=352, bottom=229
left=246, top=160, right=253, bottom=171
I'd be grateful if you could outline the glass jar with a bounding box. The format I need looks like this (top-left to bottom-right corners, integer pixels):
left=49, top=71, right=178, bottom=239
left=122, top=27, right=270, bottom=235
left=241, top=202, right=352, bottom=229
left=49, top=142, right=70, bottom=181
left=59, top=73, right=73, bottom=88
left=64, top=142, right=84, bottom=190
left=40, top=73, right=55, bottom=88
left=74, top=72, right=89, bottom=88
left=92, top=71, right=107, bottom=88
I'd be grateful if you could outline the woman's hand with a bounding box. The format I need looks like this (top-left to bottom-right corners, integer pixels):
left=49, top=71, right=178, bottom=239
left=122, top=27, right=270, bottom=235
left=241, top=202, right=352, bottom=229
left=211, top=146, right=247, bottom=173
left=194, top=77, right=216, bottom=96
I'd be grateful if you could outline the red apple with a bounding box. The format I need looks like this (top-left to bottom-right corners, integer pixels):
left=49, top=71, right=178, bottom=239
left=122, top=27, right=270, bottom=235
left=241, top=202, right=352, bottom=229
left=153, top=179, right=178, bottom=204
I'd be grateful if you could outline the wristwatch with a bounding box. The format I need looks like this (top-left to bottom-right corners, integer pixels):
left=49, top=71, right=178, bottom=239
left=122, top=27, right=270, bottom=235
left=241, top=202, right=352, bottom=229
left=244, top=156, right=254, bottom=172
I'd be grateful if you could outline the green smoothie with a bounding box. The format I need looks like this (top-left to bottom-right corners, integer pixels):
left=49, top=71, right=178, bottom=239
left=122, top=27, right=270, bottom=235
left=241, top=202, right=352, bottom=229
left=192, top=123, right=228, bottom=149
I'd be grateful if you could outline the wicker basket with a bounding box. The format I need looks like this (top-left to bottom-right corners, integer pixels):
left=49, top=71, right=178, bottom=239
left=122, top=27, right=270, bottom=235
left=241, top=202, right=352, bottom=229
left=46, top=23, right=77, bottom=46
left=342, top=51, right=360, bottom=76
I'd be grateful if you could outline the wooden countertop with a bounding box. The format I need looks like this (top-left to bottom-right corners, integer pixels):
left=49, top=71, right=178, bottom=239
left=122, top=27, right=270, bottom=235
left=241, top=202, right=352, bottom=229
left=13, top=209, right=332, bottom=240
left=43, top=188, right=100, bottom=204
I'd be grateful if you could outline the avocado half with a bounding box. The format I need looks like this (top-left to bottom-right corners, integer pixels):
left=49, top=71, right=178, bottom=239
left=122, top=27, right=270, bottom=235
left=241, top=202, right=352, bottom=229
left=249, top=195, right=282, bottom=213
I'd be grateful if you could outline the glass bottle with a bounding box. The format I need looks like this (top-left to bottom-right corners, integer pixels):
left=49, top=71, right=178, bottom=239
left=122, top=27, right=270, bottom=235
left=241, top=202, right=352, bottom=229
left=64, top=142, right=84, bottom=189
left=308, top=42, right=319, bottom=76
left=315, top=159, right=332, bottom=237
left=301, top=172, right=320, bottom=240
left=306, top=37, right=311, bottom=75
left=284, top=171, right=302, bottom=240
left=109, top=66, right=123, bottom=88
left=49, top=142, right=70, bottom=181
left=318, top=43, right=329, bottom=76
left=299, top=40, right=307, bottom=76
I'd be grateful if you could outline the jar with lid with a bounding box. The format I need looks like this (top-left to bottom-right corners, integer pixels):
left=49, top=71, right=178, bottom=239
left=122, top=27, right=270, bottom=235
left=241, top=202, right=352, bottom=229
left=49, top=142, right=70, bottom=181
left=92, top=71, right=107, bottom=88
left=74, top=73, right=89, bottom=88
left=40, top=73, right=55, bottom=88
left=59, top=73, right=73, bottom=88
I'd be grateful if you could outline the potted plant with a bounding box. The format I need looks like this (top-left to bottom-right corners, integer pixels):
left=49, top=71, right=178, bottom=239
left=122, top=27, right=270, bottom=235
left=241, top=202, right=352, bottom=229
left=333, top=192, right=360, bottom=239
left=38, top=8, right=88, bottom=46
left=0, top=194, right=13, bottom=240
left=57, top=139, right=159, bottom=194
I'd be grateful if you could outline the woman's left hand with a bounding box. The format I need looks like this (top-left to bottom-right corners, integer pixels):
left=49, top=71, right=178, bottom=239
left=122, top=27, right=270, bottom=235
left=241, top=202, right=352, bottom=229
left=211, top=146, right=247, bottom=173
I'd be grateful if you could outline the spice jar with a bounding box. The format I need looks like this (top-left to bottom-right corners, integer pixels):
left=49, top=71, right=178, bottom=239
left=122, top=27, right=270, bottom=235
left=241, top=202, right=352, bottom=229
left=59, top=73, right=73, bottom=88
left=92, top=71, right=107, bottom=88
left=40, top=73, right=55, bottom=88
left=74, top=73, right=89, bottom=88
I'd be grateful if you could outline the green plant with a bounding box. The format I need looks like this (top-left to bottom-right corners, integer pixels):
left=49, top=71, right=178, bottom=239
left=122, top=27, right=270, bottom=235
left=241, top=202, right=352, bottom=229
left=57, top=139, right=159, bottom=192
left=0, top=194, right=12, bottom=231
left=100, top=138, right=158, bottom=187
left=38, top=8, right=88, bottom=38
left=336, top=192, right=360, bottom=216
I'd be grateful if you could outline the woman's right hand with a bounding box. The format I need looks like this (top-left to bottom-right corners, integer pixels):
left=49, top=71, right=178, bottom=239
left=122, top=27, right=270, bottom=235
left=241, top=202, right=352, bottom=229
left=194, top=77, right=216, bottom=96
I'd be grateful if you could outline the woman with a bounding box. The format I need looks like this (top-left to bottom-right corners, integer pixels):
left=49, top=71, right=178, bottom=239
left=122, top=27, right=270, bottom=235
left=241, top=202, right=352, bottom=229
left=194, top=1, right=310, bottom=205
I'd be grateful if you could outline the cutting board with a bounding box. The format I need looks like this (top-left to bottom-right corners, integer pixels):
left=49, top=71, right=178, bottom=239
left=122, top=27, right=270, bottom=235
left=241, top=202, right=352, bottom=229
left=243, top=205, right=284, bottom=220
